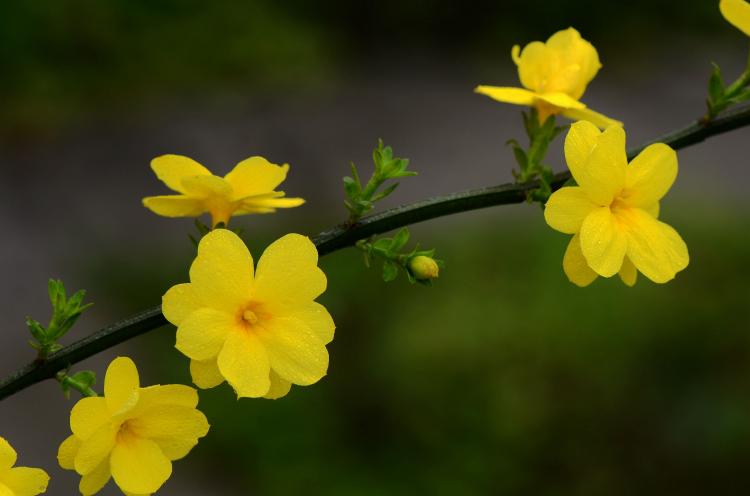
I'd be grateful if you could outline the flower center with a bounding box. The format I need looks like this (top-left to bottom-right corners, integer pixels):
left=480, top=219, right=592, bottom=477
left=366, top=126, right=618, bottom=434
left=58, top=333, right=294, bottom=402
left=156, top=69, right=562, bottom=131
left=242, top=309, right=259, bottom=325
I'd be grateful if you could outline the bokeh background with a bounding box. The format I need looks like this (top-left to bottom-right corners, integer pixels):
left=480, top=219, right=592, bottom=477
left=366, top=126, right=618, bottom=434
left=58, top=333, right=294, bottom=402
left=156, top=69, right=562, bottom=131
left=2, top=1, right=750, bottom=494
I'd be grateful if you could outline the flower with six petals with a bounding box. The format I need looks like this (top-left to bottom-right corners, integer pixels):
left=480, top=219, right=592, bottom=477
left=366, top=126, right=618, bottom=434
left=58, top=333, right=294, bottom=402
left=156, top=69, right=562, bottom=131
left=142, top=155, right=305, bottom=227
left=163, top=229, right=335, bottom=399
left=721, top=0, right=750, bottom=36
left=544, top=121, right=689, bottom=286
left=0, top=437, right=49, bottom=496
left=475, top=27, right=621, bottom=129
left=58, top=357, right=209, bottom=496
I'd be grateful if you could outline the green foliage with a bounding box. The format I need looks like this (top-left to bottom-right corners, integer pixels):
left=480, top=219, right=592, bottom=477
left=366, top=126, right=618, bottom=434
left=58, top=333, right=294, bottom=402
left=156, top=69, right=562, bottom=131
left=26, top=279, right=93, bottom=359
left=57, top=370, right=98, bottom=399
left=705, top=51, right=750, bottom=120
left=356, top=228, right=443, bottom=285
left=344, top=140, right=417, bottom=222
left=509, top=109, right=566, bottom=204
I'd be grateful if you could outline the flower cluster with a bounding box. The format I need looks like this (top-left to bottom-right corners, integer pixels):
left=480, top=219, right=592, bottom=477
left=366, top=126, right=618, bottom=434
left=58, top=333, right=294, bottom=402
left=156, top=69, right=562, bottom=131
left=0, top=438, right=48, bottom=496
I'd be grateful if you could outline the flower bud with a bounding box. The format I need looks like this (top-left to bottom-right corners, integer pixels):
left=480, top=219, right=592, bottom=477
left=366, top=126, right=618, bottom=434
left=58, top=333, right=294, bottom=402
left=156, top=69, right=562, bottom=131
left=408, top=255, right=440, bottom=281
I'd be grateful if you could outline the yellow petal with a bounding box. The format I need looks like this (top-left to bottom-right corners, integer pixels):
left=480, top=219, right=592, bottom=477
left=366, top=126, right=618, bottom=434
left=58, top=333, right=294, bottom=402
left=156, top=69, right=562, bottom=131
left=473, top=86, right=537, bottom=106
left=254, top=234, right=326, bottom=306
left=175, top=308, right=234, bottom=361
left=162, top=283, right=203, bottom=327
left=180, top=175, right=232, bottom=199
left=0, top=438, right=17, bottom=471
left=189, top=359, right=225, bottom=389
left=74, top=423, right=117, bottom=475
left=190, top=229, right=253, bottom=314
left=562, top=234, right=598, bottom=287
left=560, top=106, right=622, bottom=129
left=564, top=120, right=601, bottom=181
left=110, top=437, right=172, bottom=495
left=128, top=405, right=209, bottom=461
left=623, top=143, right=678, bottom=207
left=0, top=483, right=11, bottom=496
left=618, top=256, right=638, bottom=287
left=257, top=317, right=328, bottom=386
left=721, top=0, right=750, bottom=36
left=618, top=207, right=689, bottom=283
left=58, top=435, right=81, bottom=470
left=284, top=302, right=336, bottom=344
left=536, top=92, right=586, bottom=110
left=515, top=41, right=548, bottom=91
left=264, top=370, right=292, bottom=400
left=224, top=157, right=290, bottom=199
left=544, top=186, right=598, bottom=234
left=142, top=196, right=205, bottom=218
left=544, top=27, right=601, bottom=99
left=105, top=357, right=140, bottom=417
left=217, top=330, right=271, bottom=398
left=70, top=397, right=110, bottom=439
left=236, top=196, right=306, bottom=214
left=2, top=467, right=49, bottom=496
left=150, top=155, right=210, bottom=194
left=579, top=207, right=627, bottom=277
left=79, top=459, right=111, bottom=496
left=138, top=385, right=199, bottom=409
left=577, top=125, right=627, bottom=205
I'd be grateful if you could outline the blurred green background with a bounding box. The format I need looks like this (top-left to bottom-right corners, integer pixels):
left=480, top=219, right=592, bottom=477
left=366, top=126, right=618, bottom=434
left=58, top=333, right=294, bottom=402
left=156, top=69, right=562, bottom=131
left=1, top=1, right=749, bottom=495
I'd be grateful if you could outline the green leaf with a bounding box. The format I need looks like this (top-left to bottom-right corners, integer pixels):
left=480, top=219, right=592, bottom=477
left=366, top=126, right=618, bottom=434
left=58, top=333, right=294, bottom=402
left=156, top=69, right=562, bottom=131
left=48, top=279, right=65, bottom=310
left=343, top=176, right=360, bottom=198
left=382, top=260, right=399, bottom=282
left=370, top=183, right=399, bottom=202
left=71, top=370, right=96, bottom=388
left=390, top=228, right=410, bottom=252
left=708, top=63, right=725, bottom=105
left=25, top=317, right=46, bottom=342
left=373, top=238, right=392, bottom=251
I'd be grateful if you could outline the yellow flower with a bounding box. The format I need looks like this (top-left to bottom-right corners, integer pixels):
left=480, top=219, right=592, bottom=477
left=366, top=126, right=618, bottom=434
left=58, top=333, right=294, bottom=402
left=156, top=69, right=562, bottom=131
left=142, top=155, right=305, bottom=227
left=163, top=229, right=335, bottom=400
left=475, top=27, right=621, bottom=128
left=721, top=0, right=750, bottom=36
left=57, top=357, right=209, bottom=496
left=544, top=121, right=689, bottom=287
left=0, top=437, right=49, bottom=496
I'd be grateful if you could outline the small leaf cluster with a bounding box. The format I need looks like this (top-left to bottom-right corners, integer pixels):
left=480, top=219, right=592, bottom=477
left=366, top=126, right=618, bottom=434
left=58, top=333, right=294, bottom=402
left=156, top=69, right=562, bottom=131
left=706, top=62, right=750, bottom=119
left=508, top=110, right=565, bottom=203
left=26, top=279, right=93, bottom=359
left=57, top=369, right=97, bottom=398
left=343, top=139, right=417, bottom=222
left=356, top=228, right=443, bottom=285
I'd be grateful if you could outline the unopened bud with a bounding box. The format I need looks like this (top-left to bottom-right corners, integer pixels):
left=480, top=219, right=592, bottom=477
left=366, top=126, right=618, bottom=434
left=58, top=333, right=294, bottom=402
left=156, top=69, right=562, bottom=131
left=409, top=255, right=439, bottom=280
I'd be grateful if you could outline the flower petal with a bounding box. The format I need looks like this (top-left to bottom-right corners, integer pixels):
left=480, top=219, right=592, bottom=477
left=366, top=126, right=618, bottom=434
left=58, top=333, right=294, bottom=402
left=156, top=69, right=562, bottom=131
left=224, top=157, right=290, bottom=199
left=175, top=308, right=234, bottom=361
left=190, top=229, right=254, bottom=314
left=579, top=207, right=627, bottom=277
left=110, top=437, right=172, bottom=495
left=544, top=186, right=598, bottom=234
left=189, top=359, right=225, bottom=389
left=577, top=125, right=627, bottom=205
left=536, top=92, right=586, bottom=110
left=721, top=0, right=750, bottom=36
left=0, top=438, right=17, bottom=471
left=129, top=405, right=209, bottom=461
left=2, top=467, right=49, bottom=496
left=618, top=208, right=689, bottom=283
left=254, top=234, right=326, bottom=306
left=236, top=196, right=305, bottom=214
left=623, top=143, right=678, bottom=207
left=264, top=370, right=292, bottom=400
left=74, top=422, right=117, bottom=475
left=618, top=256, right=638, bottom=287
left=162, top=283, right=203, bottom=326
left=473, top=86, right=537, bottom=106
left=79, top=459, right=111, bottom=496
left=562, top=234, right=598, bottom=287
left=70, top=397, right=110, bottom=439
left=544, top=27, right=601, bottom=99
left=180, top=175, right=232, bottom=198
left=150, top=155, right=210, bottom=194
left=138, top=385, right=199, bottom=409
left=57, top=435, right=81, bottom=470
left=217, top=330, right=271, bottom=398
left=564, top=120, right=601, bottom=183
left=284, top=302, right=336, bottom=344
left=142, top=196, right=205, bottom=217
left=515, top=41, right=548, bottom=91
left=257, top=317, right=328, bottom=386
left=105, top=357, right=140, bottom=417
left=560, top=106, right=622, bottom=129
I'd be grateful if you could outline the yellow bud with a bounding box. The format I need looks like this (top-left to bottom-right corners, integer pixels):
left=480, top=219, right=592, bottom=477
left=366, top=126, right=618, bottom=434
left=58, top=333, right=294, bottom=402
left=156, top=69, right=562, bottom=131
left=409, top=256, right=439, bottom=280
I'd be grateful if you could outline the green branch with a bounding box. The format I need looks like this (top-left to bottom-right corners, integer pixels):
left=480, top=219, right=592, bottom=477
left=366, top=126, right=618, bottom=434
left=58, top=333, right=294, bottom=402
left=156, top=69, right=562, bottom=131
left=1, top=104, right=749, bottom=403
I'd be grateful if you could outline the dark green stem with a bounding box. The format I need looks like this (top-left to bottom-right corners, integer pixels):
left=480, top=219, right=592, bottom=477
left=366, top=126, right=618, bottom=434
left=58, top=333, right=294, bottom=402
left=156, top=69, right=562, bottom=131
left=1, top=104, right=749, bottom=403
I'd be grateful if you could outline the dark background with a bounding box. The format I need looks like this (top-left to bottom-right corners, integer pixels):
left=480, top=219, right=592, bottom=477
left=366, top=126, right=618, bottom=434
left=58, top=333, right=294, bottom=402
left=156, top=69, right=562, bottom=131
left=1, top=1, right=749, bottom=494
